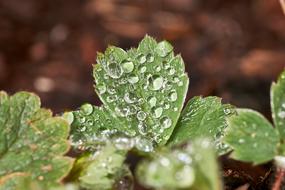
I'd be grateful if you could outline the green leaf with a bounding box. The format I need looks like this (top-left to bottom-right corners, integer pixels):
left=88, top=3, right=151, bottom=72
left=223, top=109, right=279, bottom=164
left=271, top=69, right=285, bottom=140
left=73, top=144, right=132, bottom=190
left=168, top=96, right=235, bottom=154
left=67, top=104, right=154, bottom=152
left=0, top=91, right=73, bottom=189
left=136, top=138, right=222, bottom=190
left=93, top=35, right=189, bottom=146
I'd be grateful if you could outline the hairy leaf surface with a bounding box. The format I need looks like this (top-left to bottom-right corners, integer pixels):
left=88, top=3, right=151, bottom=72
left=0, top=91, right=73, bottom=189
left=168, top=96, right=234, bottom=154
left=224, top=109, right=279, bottom=164
left=271, top=70, right=285, bottom=140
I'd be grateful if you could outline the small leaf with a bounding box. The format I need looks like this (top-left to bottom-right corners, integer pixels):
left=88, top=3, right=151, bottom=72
left=0, top=91, right=73, bottom=189
left=168, top=96, right=234, bottom=154
left=74, top=144, right=132, bottom=190
left=136, top=138, right=222, bottom=190
left=223, top=109, right=279, bottom=164
left=93, top=35, right=189, bottom=146
left=271, top=69, right=285, bottom=140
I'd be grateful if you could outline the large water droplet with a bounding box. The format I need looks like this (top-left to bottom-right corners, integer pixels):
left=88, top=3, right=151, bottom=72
left=156, top=41, right=173, bottom=57
left=137, top=111, right=147, bottom=121
left=152, top=107, right=163, bottom=118
left=124, top=92, right=137, bottom=104
left=122, top=60, right=134, bottom=73
left=113, top=137, right=134, bottom=150
left=167, top=67, right=176, bottom=75
left=106, top=95, right=118, bottom=103
left=168, top=91, right=178, bottom=102
left=146, top=53, right=154, bottom=62
left=97, top=84, right=106, bottom=94
left=80, top=103, right=93, bottom=115
left=106, top=61, right=123, bottom=79
left=148, top=75, right=164, bottom=91
left=115, top=105, right=129, bottom=117
left=127, top=74, right=139, bottom=84
left=135, top=137, right=153, bottom=152
left=138, top=54, right=146, bottom=64
left=160, top=117, right=172, bottom=129
left=147, top=96, right=157, bottom=107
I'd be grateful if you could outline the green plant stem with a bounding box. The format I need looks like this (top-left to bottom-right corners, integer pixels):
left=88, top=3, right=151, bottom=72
left=272, top=168, right=285, bottom=190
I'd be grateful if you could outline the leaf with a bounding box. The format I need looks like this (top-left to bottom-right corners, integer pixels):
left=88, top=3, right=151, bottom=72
left=0, top=91, right=73, bottom=189
left=73, top=144, right=132, bottom=190
left=223, top=109, right=279, bottom=164
left=93, top=35, right=189, bottom=146
left=136, top=138, right=222, bottom=190
left=168, top=96, right=235, bottom=154
left=271, top=69, right=285, bottom=140
left=67, top=104, right=153, bottom=152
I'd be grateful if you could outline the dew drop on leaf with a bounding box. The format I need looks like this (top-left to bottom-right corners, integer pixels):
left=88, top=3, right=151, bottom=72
left=155, top=41, right=173, bottom=57
left=147, top=96, right=157, bottom=107
left=124, top=92, right=137, bottom=104
left=148, top=75, right=164, bottom=91
left=146, top=53, right=154, bottom=62
left=127, top=74, right=139, bottom=84
left=122, top=60, right=134, bottom=73
left=137, top=111, right=147, bottom=121
left=97, top=84, right=107, bottom=94
left=152, top=107, right=163, bottom=118
left=138, top=54, right=146, bottom=64
left=160, top=117, right=172, bottom=129
left=113, top=136, right=134, bottom=150
left=138, top=122, right=148, bottom=135
left=106, top=61, right=123, bottom=79
left=168, top=91, right=178, bottom=102
left=80, top=103, right=94, bottom=115
left=278, top=111, right=285, bottom=119
left=135, top=137, right=154, bottom=152
left=139, top=65, right=147, bottom=73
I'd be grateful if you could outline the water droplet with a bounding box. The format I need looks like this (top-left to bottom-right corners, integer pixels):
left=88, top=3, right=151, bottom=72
left=160, top=117, right=172, bottom=129
left=106, top=61, right=123, bottom=79
left=106, top=95, right=118, bottom=103
left=146, top=53, right=154, bottom=62
left=124, top=92, right=137, bottom=104
left=127, top=74, right=139, bottom=84
left=62, top=112, right=74, bottom=125
left=148, top=75, right=164, bottom=91
left=135, top=137, right=153, bottom=152
left=107, top=87, right=116, bottom=95
left=138, top=54, right=146, bottom=64
left=175, top=166, right=195, bottom=187
left=278, top=111, right=285, bottom=119
left=168, top=91, right=178, bottom=102
left=167, top=67, right=175, bottom=75
left=80, top=103, right=93, bottom=115
left=113, top=137, right=134, bottom=150
left=137, top=111, right=147, bottom=121
left=138, top=122, right=148, bottom=135
left=282, top=103, right=285, bottom=109
left=178, top=81, right=183, bottom=86
left=147, top=96, right=157, bottom=107
left=155, top=66, right=161, bottom=72
left=122, top=60, right=134, bottom=73
left=79, top=117, right=86, bottom=123
left=174, top=107, right=178, bottom=111
left=97, top=84, right=106, bottom=94
left=139, top=65, right=147, bottom=73
left=152, top=107, right=163, bottom=118
left=80, top=126, right=86, bottom=132
left=164, top=103, right=170, bottom=109
left=115, top=105, right=130, bottom=117
left=156, top=41, right=173, bottom=57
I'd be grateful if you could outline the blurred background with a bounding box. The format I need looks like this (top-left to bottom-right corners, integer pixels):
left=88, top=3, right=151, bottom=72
left=0, top=0, right=285, bottom=116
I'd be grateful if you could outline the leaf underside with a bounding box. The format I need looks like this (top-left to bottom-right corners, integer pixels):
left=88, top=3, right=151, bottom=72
left=224, top=109, right=279, bottom=165
left=168, top=96, right=234, bottom=154
left=271, top=69, right=285, bottom=140
left=93, top=35, right=189, bottom=146
left=0, top=91, right=73, bottom=190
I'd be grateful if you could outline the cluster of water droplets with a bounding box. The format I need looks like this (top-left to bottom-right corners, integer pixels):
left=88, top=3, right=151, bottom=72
left=94, top=39, right=187, bottom=146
